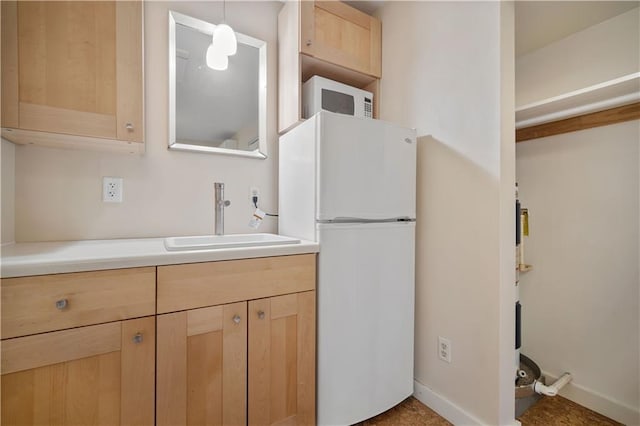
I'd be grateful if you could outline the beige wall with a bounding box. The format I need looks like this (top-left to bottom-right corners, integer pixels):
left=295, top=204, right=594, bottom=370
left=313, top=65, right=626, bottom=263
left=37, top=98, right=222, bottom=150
left=516, top=121, right=640, bottom=425
left=1, top=139, right=15, bottom=244
left=515, top=7, right=640, bottom=424
left=10, top=1, right=281, bottom=242
left=499, top=3, right=517, bottom=420
left=377, top=2, right=516, bottom=424
left=516, top=7, right=639, bottom=106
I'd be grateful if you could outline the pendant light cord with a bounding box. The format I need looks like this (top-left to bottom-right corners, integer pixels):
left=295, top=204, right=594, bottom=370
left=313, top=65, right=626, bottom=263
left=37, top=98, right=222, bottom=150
left=222, top=0, right=226, bottom=24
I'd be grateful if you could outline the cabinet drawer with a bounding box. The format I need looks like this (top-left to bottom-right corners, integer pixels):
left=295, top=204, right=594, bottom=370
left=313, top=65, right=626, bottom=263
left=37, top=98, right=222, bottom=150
left=1, top=267, right=156, bottom=339
left=157, top=254, right=316, bottom=314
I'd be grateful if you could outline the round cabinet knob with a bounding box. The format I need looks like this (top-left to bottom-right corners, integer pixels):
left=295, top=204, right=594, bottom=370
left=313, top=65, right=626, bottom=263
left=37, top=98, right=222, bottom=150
left=133, top=332, right=143, bottom=344
left=306, top=39, right=312, bottom=46
left=55, top=299, right=68, bottom=310
left=257, top=311, right=265, bottom=320
left=125, top=123, right=134, bottom=131
left=232, top=315, right=241, bottom=324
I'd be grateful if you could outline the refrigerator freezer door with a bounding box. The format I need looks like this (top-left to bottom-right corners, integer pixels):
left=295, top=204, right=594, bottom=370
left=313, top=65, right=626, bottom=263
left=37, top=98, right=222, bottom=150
left=317, top=112, right=416, bottom=221
left=316, top=222, right=415, bottom=425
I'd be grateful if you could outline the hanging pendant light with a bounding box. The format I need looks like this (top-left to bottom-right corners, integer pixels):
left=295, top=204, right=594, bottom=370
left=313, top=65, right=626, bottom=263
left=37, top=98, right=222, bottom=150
left=206, top=43, right=228, bottom=70
left=205, top=0, right=237, bottom=70
left=212, top=23, right=237, bottom=56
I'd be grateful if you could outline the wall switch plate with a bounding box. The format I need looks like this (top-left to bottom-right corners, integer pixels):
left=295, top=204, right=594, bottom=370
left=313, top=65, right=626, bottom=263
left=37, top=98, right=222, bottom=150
left=438, top=336, right=452, bottom=363
left=103, top=177, right=123, bottom=203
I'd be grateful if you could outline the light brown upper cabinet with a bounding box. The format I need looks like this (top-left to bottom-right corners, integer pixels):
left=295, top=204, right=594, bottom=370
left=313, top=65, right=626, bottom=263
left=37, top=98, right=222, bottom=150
left=300, top=1, right=381, bottom=79
left=1, top=1, right=144, bottom=154
left=278, top=1, right=381, bottom=133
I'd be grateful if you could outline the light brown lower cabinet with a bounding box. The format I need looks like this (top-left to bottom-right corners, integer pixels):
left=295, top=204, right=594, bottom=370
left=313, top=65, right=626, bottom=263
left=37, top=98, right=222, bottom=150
left=157, top=291, right=316, bottom=426
left=249, top=291, right=316, bottom=426
left=1, top=254, right=317, bottom=426
left=157, top=302, right=248, bottom=426
left=1, top=316, right=155, bottom=425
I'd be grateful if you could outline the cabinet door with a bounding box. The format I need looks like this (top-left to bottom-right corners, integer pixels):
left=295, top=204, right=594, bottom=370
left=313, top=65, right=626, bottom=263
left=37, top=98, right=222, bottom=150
left=1, top=317, right=155, bottom=425
left=1, top=1, right=143, bottom=143
left=248, top=291, right=316, bottom=426
left=300, top=1, right=381, bottom=78
left=157, top=302, right=247, bottom=426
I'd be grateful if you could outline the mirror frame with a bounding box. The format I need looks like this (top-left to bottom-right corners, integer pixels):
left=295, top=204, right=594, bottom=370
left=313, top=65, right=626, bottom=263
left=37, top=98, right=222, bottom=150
left=168, top=11, right=268, bottom=159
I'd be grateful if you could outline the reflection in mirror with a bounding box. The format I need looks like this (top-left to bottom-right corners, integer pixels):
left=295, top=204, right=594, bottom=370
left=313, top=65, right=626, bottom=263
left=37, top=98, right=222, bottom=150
left=169, top=11, right=267, bottom=158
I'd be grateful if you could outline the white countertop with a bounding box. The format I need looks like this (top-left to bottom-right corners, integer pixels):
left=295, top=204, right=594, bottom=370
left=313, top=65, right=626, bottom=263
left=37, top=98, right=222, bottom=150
left=0, top=237, right=319, bottom=278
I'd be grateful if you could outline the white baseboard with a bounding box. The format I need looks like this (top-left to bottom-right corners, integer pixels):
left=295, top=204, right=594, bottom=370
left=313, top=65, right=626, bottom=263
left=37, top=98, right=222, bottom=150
left=542, top=371, right=640, bottom=426
left=413, top=376, right=639, bottom=426
left=413, top=379, right=484, bottom=425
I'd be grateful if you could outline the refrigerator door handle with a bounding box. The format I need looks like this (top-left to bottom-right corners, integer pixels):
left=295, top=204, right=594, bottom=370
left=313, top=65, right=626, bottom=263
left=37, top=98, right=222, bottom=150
left=318, top=217, right=415, bottom=224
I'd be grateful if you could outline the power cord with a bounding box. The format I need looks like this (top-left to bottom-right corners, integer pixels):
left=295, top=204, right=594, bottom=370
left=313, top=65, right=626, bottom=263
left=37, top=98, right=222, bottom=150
left=253, top=196, right=278, bottom=217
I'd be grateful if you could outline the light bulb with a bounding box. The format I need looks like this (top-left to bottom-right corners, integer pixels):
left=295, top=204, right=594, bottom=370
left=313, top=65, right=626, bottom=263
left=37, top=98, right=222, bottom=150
left=206, top=43, right=228, bottom=70
left=213, top=23, right=237, bottom=56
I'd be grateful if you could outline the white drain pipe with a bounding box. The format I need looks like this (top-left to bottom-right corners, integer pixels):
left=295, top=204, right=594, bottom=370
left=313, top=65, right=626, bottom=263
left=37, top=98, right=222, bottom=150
left=534, top=373, right=573, bottom=396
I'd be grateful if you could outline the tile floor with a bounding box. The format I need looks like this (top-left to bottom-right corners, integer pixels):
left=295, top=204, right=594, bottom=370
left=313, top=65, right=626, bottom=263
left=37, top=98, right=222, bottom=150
left=359, top=396, right=622, bottom=425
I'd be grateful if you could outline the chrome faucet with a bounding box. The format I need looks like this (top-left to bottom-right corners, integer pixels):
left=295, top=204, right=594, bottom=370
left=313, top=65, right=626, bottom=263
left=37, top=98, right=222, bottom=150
left=214, top=182, right=231, bottom=235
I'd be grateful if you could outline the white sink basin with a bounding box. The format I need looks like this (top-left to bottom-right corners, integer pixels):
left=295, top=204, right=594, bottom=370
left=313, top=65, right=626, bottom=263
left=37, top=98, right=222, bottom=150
left=164, top=233, right=301, bottom=251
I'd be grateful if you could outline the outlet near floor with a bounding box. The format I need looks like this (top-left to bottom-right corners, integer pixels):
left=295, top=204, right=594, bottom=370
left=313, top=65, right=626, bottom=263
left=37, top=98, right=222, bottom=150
left=438, top=336, right=452, bottom=363
left=103, top=177, right=123, bottom=203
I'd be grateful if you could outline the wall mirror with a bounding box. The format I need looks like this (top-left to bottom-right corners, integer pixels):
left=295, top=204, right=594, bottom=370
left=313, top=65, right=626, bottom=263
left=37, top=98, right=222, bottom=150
left=169, top=11, right=267, bottom=158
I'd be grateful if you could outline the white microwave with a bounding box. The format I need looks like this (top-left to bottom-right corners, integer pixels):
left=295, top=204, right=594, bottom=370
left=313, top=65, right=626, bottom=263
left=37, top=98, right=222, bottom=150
left=302, top=76, right=373, bottom=119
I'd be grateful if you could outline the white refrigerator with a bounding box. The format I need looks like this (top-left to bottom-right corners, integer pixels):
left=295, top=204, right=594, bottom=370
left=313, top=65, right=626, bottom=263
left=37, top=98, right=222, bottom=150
left=279, top=112, right=416, bottom=426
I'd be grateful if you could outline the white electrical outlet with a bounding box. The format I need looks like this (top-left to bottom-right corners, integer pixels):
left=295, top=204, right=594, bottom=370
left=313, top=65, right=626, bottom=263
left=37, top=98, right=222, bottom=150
left=249, top=186, right=260, bottom=206
left=438, top=336, right=452, bottom=363
left=103, top=177, right=123, bottom=203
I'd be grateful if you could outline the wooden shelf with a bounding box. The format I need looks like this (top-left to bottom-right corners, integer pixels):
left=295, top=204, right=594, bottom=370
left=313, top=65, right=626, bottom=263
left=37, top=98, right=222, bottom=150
left=2, top=127, right=144, bottom=155
left=515, top=73, right=640, bottom=129
left=516, top=102, right=640, bottom=142
left=301, top=54, right=377, bottom=89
